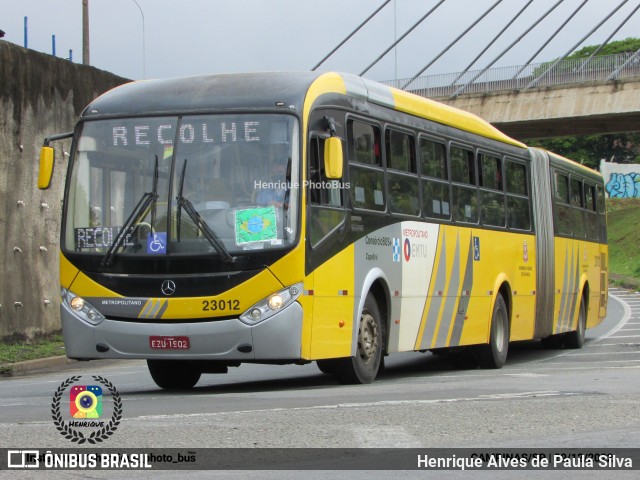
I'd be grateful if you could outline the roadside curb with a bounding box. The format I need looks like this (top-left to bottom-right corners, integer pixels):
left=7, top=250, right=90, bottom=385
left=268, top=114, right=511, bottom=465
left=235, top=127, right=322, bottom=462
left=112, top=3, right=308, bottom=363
left=0, top=356, right=76, bottom=377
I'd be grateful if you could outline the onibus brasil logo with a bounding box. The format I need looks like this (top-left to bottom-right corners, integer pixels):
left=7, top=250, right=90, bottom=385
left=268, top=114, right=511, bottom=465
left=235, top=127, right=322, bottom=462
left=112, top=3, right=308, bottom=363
left=51, top=375, right=122, bottom=444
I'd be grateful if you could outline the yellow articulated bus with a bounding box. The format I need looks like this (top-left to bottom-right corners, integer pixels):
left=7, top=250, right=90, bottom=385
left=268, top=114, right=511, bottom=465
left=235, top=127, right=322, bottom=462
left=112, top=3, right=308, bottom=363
left=38, top=72, right=607, bottom=389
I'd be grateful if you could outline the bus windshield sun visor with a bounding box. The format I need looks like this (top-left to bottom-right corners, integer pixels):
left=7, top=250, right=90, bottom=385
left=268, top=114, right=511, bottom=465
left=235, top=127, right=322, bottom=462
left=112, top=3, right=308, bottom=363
left=176, top=160, right=235, bottom=264
left=101, top=155, right=159, bottom=267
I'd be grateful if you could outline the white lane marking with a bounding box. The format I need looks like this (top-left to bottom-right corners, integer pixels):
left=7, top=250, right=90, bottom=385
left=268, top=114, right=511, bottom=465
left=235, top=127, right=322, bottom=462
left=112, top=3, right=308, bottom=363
left=550, top=351, right=640, bottom=356
left=527, top=293, right=632, bottom=365
left=130, top=390, right=571, bottom=421
left=591, top=293, right=633, bottom=343
left=539, top=359, right=640, bottom=365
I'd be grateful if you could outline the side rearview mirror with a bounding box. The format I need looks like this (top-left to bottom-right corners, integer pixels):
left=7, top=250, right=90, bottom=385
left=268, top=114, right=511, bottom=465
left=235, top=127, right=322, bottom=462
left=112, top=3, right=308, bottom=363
left=38, top=146, right=55, bottom=190
left=324, top=136, right=343, bottom=179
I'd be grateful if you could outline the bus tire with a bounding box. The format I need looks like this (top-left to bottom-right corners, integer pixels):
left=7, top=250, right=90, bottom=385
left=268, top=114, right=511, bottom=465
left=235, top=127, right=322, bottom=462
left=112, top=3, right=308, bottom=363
left=147, top=360, right=201, bottom=390
left=564, top=298, right=586, bottom=349
left=476, top=293, right=509, bottom=369
left=335, top=293, right=384, bottom=384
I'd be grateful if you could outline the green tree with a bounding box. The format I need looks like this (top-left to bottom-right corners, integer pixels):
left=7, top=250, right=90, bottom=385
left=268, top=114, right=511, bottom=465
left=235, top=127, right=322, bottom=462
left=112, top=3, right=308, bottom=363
left=569, top=37, right=640, bottom=58
left=528, top=134, right=640, bottom=169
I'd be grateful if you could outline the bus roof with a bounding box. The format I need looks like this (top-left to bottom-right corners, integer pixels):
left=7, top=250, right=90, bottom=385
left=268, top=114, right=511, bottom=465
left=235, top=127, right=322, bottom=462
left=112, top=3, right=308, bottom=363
left=82, top=71, right=526, bottom=149
left=334, top=72, right=526, bottom=149
left=543, top=148, right=604, bottom=182
left=81, top=72, right=320, bottom=118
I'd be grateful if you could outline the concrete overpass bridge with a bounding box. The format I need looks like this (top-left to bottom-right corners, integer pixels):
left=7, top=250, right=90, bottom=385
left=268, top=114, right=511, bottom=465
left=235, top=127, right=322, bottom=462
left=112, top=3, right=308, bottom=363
left=384, top=51, right=640, bottom=139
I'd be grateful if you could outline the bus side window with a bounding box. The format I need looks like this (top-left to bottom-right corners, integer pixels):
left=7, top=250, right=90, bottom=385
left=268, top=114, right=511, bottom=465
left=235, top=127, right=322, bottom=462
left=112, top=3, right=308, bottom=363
left=585, top=184, right=596, bottom=211
left=585, top=183, right=599, bottom=240
left=348, top=120, right=384, bottom=211
left=420, top=137, right=450, bottom=220
left=386, top=129, right=419, bottom=216
left=350, top=168, right=385, bottom=211
left=571, top=178, right=586, bottom=238
left=505, top=160, right=531, bottom=231
left=479, top=153, right=505, bottom=227
left=350, top=121, right=381, bottom=166
left=570, top=178, right=584, bottom=208
left=596, top=184, right=605, bottom=213
left=554, top=171, right=572, bottom=235
left=596, top=184, right=607, bottom=242
left=554, top=172, right=569, bottom=203
left=451, top=145, right=477, bottom=223
left=451, top=145, right=475, bottom=185
left=309, top=136, right=345, bottom=247
left=309, top=137, right=342, bottom=207
left=386, top=129, right=415, bottom=172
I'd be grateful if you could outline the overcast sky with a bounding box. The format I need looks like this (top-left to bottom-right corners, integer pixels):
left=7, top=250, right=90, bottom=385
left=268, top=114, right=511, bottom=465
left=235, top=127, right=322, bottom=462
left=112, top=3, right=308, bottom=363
left=1, top=0, right=638, bottom=82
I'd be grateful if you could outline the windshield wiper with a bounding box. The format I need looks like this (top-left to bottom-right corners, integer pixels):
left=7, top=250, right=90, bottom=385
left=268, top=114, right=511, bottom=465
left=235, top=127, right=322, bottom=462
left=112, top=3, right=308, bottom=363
left=101, top=155, right=159, bottom=267
left=176, top=160, right=234, bottom=264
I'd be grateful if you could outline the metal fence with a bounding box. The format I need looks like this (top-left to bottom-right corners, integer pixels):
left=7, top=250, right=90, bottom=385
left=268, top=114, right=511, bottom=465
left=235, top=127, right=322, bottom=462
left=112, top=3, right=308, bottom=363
left=381, top=51, right=640, bottom=98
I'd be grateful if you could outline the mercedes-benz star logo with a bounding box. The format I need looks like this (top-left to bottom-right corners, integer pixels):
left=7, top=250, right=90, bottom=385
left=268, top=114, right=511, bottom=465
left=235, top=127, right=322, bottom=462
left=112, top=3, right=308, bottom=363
left=161, top=280, right=176, bottom=296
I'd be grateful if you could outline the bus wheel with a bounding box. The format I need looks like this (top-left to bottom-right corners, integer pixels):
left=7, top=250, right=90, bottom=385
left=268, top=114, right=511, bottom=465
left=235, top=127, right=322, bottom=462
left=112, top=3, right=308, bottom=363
left=564, top=298, right=586, bottom=349
left=147, top=360, right=201, bottom=390
left=335, top=293, right=384, bottom=384
left=476, top=294, right=509, bottom=369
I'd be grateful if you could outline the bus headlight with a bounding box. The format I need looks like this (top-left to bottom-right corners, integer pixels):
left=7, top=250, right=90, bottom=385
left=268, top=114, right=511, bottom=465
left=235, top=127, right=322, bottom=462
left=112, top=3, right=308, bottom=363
left=239, top=282, right=303, bottom=325
left=61, top=288, right=105, bottom=326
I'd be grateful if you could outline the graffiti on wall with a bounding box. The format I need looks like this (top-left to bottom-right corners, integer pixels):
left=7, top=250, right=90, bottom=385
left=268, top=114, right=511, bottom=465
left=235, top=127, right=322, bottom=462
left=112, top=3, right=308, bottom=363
left=606, top=172, right=640, bottom=198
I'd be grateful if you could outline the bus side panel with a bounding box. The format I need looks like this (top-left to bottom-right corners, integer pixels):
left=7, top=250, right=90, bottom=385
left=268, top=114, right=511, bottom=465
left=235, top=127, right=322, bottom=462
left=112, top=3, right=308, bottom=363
left=585, top=240, right=606, bottom=330
left=431, top=226, right=474, bottom=349
left=597, top=244, right=609, bottom=324
left=351, top=222, right=441, bottom=355
left=395, top=222, right=440, bottom=351
left=309, top=244, right=355, bottom=359
left=458, top=229, right=537, bottom=346
left=553, top=238, right=604, bottom=334
left=416, top=225, right=484, bottom=350
left=553, top=237, right=582, bottom=334
left=416, top=225, right=537, bottom=349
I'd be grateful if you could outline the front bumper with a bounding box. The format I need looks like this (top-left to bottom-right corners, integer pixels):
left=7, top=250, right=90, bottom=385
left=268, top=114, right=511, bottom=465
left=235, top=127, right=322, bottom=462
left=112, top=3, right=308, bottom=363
left=61, top=301, right=303, bottom=361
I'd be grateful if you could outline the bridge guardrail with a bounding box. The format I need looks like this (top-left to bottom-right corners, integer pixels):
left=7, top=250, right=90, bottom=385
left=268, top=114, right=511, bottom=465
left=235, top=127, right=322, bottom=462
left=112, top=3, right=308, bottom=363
left=382, top=52, right=640, bottom=98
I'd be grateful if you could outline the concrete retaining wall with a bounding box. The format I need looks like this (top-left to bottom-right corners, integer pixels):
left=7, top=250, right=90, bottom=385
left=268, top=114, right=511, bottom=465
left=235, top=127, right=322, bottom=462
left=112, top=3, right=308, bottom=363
left=0, top=41, right=129, bottom=340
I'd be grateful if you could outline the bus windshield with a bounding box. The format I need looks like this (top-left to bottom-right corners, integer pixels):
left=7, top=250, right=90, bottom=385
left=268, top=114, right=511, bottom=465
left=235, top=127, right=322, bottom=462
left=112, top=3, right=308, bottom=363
left=64, top=114, right=299, bottom=258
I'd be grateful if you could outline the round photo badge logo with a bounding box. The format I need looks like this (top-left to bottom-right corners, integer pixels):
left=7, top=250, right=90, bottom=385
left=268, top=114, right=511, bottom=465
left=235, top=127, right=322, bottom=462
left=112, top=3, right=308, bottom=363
left=51, top=375, right=122, bottom=444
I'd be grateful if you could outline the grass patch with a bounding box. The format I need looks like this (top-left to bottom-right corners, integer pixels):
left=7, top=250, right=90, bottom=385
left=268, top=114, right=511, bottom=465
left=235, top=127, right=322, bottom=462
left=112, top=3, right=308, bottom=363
left=607, top=198, right=640, bottom=289
left=0, top=333, right=65, bottom=366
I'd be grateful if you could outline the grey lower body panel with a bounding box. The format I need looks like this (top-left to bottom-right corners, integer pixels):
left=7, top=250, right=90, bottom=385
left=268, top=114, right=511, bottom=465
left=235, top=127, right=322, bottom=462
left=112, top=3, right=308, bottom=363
left=61, top=302, right=303, bottom=361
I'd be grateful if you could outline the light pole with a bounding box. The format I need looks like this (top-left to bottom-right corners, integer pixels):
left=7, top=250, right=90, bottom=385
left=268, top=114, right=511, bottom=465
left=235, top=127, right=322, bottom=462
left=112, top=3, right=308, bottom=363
left=130, top=0, right=146, bottom=79
left=82, top=0, right=89, bottom=64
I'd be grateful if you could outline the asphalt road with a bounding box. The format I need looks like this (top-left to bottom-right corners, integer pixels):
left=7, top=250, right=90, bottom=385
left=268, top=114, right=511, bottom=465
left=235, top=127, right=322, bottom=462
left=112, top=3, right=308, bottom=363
left=1, top=286, right=639, bottom=479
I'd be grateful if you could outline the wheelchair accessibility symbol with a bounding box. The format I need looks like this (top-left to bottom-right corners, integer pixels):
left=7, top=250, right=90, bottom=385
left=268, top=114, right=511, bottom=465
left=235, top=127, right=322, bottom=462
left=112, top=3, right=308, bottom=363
left=473, top=236, right=480, bottom=261
left=147, top=232, right=167, bottom=254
